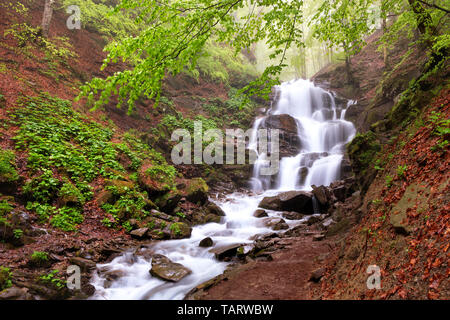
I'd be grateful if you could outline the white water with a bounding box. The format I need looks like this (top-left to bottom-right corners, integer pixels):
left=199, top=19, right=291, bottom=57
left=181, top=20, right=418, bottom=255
left=90, top=79, right=355, bottom=300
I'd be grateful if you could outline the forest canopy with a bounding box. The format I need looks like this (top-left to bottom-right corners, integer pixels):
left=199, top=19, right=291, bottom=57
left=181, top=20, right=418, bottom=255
left=77, top=0, right=449, bottom=113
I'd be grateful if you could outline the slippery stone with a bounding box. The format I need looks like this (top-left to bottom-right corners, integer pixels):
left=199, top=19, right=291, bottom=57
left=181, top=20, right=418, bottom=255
left=199, top=237, right=214, bottom=247
left=258, top=191, right=314, bottom=214
left=253, top=209, right=268, bottom=218
left=150, top=254, right=192, bottom=282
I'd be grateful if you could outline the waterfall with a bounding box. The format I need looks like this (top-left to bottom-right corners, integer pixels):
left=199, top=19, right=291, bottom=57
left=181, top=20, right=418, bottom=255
left=89, top=79, right=356, bottom=300
left=251, top=79, right=356, bottom=191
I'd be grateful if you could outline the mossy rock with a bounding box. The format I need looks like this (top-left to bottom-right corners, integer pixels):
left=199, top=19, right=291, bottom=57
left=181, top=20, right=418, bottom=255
left=169, top=222, right=192, bottom=239
left=138, top=160, right=177, bottom=194
left=181, top=178, right=209, bottom=205
left=105, top=179, right=135, bottom=195
left=154, top=190, right=181, bottom=214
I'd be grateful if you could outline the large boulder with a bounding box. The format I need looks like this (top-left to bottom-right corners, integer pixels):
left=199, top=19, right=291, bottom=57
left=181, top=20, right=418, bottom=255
left=150, top=254, right=192, bottom=282
left=258, top=191, right=314, bottom=214
left=180, top=178, right=209, bottom=205
left=259, top=114, right=301, bottom=157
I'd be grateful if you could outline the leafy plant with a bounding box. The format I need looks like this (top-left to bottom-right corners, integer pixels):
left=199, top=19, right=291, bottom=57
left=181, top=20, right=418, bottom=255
left=396, top=165, right=408, bottom=179
left=0, top=149, right=19, bottom=183
left=385, top=175, right=393, bottom=188
left=0, top=266, right=12, bottom=291
left=13, top=229, right=23, bottom=239
left=31, top=251, right=49, bottom=264
left=0, top=200, right=13, bottom=217
left=39, top=270, right=66, bottom=290
left=50, top=207, right=84, bottom=231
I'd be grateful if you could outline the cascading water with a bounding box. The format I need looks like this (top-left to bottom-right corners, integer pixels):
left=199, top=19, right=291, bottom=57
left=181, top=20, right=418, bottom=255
left=89, top=79, right=355, bottom=300
left=249, top=79, right=356, bottom=192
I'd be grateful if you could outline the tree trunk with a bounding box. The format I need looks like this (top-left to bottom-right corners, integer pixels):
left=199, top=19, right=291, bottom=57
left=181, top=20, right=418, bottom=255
left=41, top=0, right=55, bottom=38
left=381, top=8, right=388, bottom=69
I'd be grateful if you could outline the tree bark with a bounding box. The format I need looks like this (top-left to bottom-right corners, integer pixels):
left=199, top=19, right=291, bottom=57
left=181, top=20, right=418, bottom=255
left=41, top=0, right=55, bottom=38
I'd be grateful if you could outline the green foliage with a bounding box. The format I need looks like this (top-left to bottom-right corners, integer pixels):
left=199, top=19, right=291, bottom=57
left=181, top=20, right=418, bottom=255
left=169, top=222, right=182, bottom=236
left=78, top=0, right=305, bottom=112
left=4, top=22, right=76, bottom=61
left=145, top=165, right=177, bottom=190
left=175, top=212, right=186, bottom=219
left=58, top=181, right=86, bottom=206
left=385, top=175, right=393, bottom=188
left=0, top=266, right=12, bottom=291
left=26, top=202, right=56, bottom=223
left=0, top=200, right=13, bottom=217
left=62, top=0, right=139, bottom=40
left=13, top=229, right=23, bottom=239
left=50, top=207, right=84, bottom=231
left=311, top=0, right=372, bottom=58
left=122, top=221, right=133, bottom=233
left=0, top=149, right=19, bottom=183
left=396, top=165, right=407, bottom=179
left=23, top=169, right=60, bottom=203
left=13, top=94, right=122, bottom=183
left=188, top=40, right=257, bottom=84
left=31, top=251, right=49, bottom=264
left=39, top=270, right=66, bottom=290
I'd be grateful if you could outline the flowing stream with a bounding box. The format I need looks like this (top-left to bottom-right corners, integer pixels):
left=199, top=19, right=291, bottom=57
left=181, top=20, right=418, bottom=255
left=90, top=79, right=356, bottom=300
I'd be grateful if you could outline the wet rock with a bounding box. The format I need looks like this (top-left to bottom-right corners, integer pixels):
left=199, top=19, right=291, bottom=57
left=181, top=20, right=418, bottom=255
left=199, top=237, right=214, bottom=247
left=0, top=287, right=33, bottom=300
left=306, top=215, right=323, bottom=226
left=150, top=254, right=192, bottom=282
left=204, top=214, right=222, bottom=224
left=258, top=191, right=314, bottom=214
left=311, top=185, right=331, bottom=206
left=182, top=178, right=209, bottom=205
left=130, top=227, right=149, bottom=239
left=263, top=217, right=289, bottom=230
left=282, top=211, right=304, bottom=220
left=210, top=244, right=243, bottom=261
left=309, top=267, right=326, bottom=282
left=332, top=185, right=347, bottom=202
left=103, top=269, right=125, bottom=282
left=69, top=257, right=96, bottom=271
left=169, top=222, right=192, bottom=239
left=259, top=114, right=301, bottom=157
left=155, top=190, right=182, bottom=214
left=205, top=201, right=226, bottom=216
left=253, top=209, right=268, bottom=218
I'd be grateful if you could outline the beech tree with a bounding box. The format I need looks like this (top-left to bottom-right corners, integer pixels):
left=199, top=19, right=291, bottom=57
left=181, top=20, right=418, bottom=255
left=79, top=0, right=449, bottom=112
left=41, top=0, right=55, bottom=38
